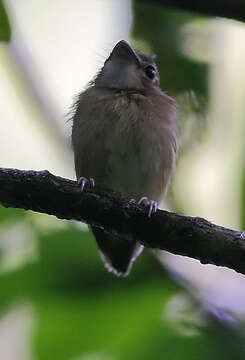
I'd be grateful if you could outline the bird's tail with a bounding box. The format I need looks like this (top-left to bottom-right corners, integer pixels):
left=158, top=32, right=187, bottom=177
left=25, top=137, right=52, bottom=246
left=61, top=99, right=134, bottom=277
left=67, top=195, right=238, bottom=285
left=91, top=226, right=143, bottom=276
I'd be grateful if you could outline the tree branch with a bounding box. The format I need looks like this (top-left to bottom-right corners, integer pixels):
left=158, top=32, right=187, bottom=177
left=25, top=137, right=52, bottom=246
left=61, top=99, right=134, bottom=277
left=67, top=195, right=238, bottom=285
left=140, top=0, right=245, bottom=23
left=0, top=167, right=244, bottom=275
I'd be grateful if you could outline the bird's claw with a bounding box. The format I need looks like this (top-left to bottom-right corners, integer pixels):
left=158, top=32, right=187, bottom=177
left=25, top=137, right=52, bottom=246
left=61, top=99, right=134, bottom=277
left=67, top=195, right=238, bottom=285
left=77, top=177, right=95, bottom=192
left=138, top=197, right=158, bottom=218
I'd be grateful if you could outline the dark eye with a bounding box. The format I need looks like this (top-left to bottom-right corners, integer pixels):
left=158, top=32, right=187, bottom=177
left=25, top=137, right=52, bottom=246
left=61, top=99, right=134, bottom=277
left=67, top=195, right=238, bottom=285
left=145, top=65, right=156, bottom=79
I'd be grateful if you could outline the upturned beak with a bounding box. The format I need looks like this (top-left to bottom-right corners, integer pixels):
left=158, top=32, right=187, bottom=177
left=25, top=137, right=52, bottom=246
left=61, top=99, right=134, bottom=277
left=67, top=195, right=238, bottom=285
left=109, top=40, right=140, bottom=66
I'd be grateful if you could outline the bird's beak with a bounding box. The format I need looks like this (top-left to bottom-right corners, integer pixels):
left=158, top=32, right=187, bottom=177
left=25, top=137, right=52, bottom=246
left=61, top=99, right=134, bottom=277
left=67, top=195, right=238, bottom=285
left=109, top=40, right=140, bottom=66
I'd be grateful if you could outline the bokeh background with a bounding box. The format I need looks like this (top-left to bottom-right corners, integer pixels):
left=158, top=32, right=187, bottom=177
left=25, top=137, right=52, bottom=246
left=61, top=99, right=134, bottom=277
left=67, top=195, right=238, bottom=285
left=0, top=0, right=245, bottom=359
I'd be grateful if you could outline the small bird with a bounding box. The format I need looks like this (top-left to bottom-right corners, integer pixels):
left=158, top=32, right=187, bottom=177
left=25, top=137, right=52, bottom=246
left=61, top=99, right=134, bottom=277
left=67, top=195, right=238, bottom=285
left=72, top=40, right=177, bottom=276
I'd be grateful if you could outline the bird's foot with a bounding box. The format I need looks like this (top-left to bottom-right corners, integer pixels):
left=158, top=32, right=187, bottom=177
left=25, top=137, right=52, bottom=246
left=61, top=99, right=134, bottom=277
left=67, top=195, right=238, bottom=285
left=77, top=177, right=95, bottom=192
left=138, top=197, right=158, bottom=218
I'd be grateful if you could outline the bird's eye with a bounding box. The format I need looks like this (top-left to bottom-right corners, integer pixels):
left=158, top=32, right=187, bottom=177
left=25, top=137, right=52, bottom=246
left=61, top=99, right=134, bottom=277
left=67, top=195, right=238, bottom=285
left=145, top=65, right=156, bottom=79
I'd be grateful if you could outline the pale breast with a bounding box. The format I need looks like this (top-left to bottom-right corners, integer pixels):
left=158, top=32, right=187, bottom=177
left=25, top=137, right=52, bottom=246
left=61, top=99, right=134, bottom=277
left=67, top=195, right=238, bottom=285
left=72, top=88, right=177, bottom=201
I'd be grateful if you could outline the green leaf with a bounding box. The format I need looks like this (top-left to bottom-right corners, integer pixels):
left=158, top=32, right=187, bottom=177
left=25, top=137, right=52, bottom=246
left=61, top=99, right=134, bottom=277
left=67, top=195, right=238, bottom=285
left=0, top=0, right=11, bottom=41
left=0, top=223, right=243, bottom=359
left=0, top=206, right=26, bottom=224
left=33, top=281, right=177, bottom=360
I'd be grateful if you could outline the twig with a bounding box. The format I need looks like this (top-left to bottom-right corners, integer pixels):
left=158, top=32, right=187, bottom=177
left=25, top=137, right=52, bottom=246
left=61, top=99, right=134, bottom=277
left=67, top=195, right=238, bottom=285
left=0, top=167, right=244, bottom=275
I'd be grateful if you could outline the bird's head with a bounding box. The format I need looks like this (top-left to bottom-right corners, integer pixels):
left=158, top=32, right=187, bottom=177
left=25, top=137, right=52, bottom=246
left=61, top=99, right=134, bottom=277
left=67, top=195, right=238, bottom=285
left=94, top=40, right=160, bottom=93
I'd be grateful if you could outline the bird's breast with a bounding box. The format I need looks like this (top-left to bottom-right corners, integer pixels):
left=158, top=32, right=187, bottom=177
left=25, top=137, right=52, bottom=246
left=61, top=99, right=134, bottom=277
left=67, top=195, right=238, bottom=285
left=99, top=94, right=176, bottom=200
left=73, top=89, right=177, bottom=201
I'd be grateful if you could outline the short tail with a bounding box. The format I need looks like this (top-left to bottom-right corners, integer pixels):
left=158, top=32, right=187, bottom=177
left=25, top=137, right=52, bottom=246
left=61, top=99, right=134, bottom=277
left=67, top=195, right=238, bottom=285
left=91, top=226, right=143, bottom=276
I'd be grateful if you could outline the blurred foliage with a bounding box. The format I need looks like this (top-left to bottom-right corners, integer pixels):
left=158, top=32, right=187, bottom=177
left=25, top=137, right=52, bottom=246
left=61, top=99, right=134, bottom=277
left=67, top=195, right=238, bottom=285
left=132, top=3, right=208, bottom=96
left=1, top=209, right=245, bottom=360
left=132, top=3, right=209, bottom=156
left=0, top=0, right=10, bottom=41
left=0, top=205, right=26, bottom=223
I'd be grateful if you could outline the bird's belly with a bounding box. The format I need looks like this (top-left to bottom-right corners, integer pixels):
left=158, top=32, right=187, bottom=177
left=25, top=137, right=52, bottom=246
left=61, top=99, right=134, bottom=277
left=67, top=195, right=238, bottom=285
left=74, top=97, right=176, bottom=202
left=97, top=131, right=171, bottom=202
left=106, top=149, right=144, bottom=199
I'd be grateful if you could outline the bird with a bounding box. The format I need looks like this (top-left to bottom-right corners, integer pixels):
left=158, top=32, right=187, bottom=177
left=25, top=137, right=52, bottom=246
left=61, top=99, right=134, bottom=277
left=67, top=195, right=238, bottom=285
left=71, top=40, right=177, bottom=276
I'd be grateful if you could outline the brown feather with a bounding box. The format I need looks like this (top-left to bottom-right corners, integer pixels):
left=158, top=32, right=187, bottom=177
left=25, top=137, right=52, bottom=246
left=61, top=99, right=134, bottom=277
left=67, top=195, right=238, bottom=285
left=72, top=41, right=177, bottom=275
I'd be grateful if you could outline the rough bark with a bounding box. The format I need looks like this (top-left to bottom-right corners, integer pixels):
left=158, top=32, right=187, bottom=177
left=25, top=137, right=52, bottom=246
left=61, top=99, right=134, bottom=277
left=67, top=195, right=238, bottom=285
left=0, top=167, right=244, bottom=275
